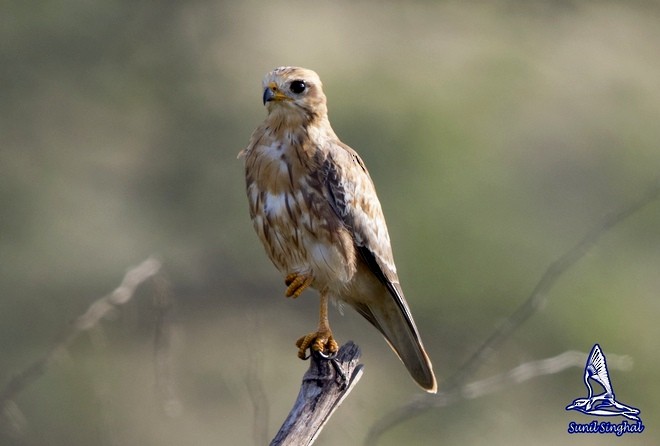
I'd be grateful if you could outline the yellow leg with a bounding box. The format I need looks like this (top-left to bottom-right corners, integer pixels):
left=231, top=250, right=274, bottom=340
left=295, top=290, right=339, bottom=359
left=284, top=273, right=313, bottom=298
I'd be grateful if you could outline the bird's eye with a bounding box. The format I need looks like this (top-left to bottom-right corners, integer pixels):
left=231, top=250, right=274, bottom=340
left=289, top=80, right=306, bottom=94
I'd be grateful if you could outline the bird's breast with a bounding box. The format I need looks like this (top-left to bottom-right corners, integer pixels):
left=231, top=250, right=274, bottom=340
left=245, top=140, right=356, bottom=289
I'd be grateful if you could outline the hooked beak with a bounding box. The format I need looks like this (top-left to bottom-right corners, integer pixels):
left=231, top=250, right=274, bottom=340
left=262, top=87, right=274, bottom=105
left=263, top=82, right=289, bottom=105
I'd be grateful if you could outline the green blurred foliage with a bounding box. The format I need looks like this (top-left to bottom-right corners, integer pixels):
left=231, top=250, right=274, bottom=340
left=2, top=1, right=660, bottom=445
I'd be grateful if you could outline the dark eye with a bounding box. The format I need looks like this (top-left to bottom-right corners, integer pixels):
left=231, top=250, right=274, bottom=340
left=289, top=80, right=306, bottom=94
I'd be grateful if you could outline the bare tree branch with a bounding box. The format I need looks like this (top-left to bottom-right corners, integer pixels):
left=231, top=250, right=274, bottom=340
left=271, top=341, right=364, bottom=446
left=366, top=180, right=660, bottom=443
left=245, top=315, right=270, bottom=446
left=152, top=274, right=182, bottom=418
left=0, top=256, right=162, bottom=436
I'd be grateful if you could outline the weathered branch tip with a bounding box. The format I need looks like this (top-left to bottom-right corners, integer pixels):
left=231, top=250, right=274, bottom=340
left=270, top=341, right=363, bottom=446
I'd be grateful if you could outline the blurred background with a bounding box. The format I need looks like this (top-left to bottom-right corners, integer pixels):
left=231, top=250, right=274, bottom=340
left=2, top=1, right=659, bottom=445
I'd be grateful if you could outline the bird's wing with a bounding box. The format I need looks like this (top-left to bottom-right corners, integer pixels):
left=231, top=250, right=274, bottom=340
left=587, top=344, right=614, bottom=395
left=320, top=141, right=436, bottom=392
left=320, top=142, right=419, bottom=329
left=322, top=144, right=399, bottom=286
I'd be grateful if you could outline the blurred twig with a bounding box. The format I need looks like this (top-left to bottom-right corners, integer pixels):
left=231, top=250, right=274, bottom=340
left=152, top=274, right=182, bottom=418
left=245, top=315, right=269, bottom=446
left=271, top=342, right=363, bottom=446
left=366, top=350, right=632, bottom=444
left=367, top=180, right=660, bottom=444
left=0, top=256, right=162, bottom=437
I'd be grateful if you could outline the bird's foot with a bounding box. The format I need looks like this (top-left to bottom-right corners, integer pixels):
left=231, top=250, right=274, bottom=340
left=284, top=273, right=313, bottom=298
left=295, top=329, right=338, bottom=359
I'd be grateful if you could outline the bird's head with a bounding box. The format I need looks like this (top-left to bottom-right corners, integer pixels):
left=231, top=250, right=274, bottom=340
left=261, top=66, right=328, bottom=127
left=566, top=398, right=591, bottom=411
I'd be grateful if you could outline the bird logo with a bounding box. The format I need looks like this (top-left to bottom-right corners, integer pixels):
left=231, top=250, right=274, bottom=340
left=566, top=344, right=641, bottom=421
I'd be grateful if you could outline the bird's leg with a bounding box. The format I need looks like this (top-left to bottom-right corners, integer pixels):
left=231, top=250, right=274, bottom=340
left=295, top=290, right=338, bottom=359
left=284, top=273, right=313, bottom=298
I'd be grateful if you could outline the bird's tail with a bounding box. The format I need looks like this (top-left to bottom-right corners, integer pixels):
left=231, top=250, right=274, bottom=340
left=348, top=285, right=437, bottom=393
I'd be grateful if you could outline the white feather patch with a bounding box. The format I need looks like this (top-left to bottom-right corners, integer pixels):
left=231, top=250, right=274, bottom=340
left=263, top=192, right=287, bottom=216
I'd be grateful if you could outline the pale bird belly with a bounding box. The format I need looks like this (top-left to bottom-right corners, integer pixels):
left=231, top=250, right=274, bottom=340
left=252, top=190, right=355, bottom=289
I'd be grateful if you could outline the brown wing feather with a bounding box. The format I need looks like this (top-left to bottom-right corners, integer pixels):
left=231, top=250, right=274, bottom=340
left=321, top=142, right=437, bottom=392
left=321, top=142, right=398, bottom=281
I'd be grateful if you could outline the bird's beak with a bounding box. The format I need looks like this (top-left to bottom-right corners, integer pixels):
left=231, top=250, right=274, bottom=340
left=263, top=82, right=289, bottom=105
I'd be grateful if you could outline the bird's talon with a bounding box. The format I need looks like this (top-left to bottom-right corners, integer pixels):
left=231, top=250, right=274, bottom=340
left=318, top=350, right=338, bottom=360
left=285, top=274, right=313, bottom=298
left=296, top=331, right=338, bottom=359
left=284, top=273, right=297, bottom=286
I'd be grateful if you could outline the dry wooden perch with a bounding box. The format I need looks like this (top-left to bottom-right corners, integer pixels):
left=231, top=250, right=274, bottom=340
left=270, top=341, right=363, bottom=446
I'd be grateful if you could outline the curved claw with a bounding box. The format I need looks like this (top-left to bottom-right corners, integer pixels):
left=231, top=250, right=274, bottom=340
left=317, top=349, right=338, bottom=360
left=296, top=330, right=338, bottom=359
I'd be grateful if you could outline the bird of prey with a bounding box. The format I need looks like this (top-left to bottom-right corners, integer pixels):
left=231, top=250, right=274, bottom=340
left=566, top=344, right=641, bottom=421
left=239, top=66, right=436, bottom=392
